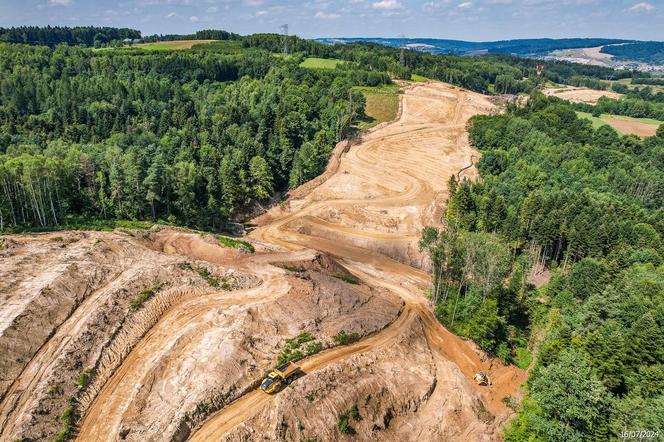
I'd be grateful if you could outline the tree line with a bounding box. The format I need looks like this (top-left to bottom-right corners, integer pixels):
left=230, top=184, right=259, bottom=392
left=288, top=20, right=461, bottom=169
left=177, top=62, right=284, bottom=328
left=142, top=30, right=241, bottom=43
left=572, top=95, right=664, bottom=121
left=0, top=26, right=140, bottom=47
left=241, top=34, right=631, bottom=94
left=421, top=92, right=664, bottom=440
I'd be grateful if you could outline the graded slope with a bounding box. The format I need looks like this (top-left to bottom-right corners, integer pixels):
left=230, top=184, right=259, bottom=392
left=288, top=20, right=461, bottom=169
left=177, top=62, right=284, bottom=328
left=1, top=81, right=526, bottom=442
left=192, top=82, right=526, bottom=441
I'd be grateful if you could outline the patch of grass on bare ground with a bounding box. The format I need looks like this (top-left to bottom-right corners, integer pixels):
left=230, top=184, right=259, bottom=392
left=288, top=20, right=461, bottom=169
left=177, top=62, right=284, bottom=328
left=217, top=235, right=255, bottom=253
left=355, top=84, right=400, bottom=130
left=299, top=57, right=342, bottom=69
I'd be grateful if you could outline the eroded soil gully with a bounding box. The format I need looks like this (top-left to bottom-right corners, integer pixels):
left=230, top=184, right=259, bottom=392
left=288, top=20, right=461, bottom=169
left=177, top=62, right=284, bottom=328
left=189, top=82, right=525, bottom=440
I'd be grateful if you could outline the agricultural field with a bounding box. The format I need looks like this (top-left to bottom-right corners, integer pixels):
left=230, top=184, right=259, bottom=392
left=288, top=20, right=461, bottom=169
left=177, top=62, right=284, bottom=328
left=605, top=77, right=664, bottom=93
left=354, top=84, right=400, bottom=130
left=548, top=45, right=614, bottom=67
left=576, top=111, right=661, bottom=137
left=299, top=57, right=343, bottom=69
left=542, top=86, right=623, bottom=104
left=133, top=40, right=216, bottom=51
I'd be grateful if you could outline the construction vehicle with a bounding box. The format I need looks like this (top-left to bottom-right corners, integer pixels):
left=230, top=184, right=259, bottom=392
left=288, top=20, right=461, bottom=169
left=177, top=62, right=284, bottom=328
left=260, top=361, right=303, bottom=394
left=474, top=371, right=491, bottom=386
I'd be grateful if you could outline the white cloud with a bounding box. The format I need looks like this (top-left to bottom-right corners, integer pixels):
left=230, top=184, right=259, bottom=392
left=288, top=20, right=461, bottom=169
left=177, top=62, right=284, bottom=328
left=458, top=1, right=472, bottom=8
left=315, top=11, right=341, bottom=18
left=189, top=15, right=199, bottom=22
left=48, top=0, right=72, bottom=6
left=166, top=11, right=176, bottom=17
left=206, top=6, right=219, bottom=13
left=628, top=2, right=654, bottom=12
left=255, top=9, right=269, bottom=16
left=372, top=0, right=402, bottom=10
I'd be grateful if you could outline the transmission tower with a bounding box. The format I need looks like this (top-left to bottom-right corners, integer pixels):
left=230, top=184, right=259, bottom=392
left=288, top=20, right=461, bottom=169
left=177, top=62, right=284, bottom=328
left=280, top=24, right=289, bottom=55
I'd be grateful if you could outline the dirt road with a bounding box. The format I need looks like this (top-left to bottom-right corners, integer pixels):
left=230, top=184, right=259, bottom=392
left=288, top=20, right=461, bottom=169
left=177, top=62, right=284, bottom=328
left=46, top=81, right=527, bottom=441
left=190, top=82, right=525, bottom=440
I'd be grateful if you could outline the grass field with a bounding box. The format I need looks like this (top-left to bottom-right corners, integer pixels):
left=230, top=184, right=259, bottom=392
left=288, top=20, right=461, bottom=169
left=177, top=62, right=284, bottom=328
left=354, top=84, right=400, bottom=130
left=133, top=40, right=217, bottom=51
left=603, top=78, right=664, bottom=94
left=411, top=74, right=428, bottom=82
left=299, top=57, right=343, bottom=69
left=577, top=111, right=661, bottom=137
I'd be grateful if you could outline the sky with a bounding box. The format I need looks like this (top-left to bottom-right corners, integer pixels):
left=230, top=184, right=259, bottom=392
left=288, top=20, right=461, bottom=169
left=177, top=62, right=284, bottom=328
left=1, top=0, right=663, bottom=41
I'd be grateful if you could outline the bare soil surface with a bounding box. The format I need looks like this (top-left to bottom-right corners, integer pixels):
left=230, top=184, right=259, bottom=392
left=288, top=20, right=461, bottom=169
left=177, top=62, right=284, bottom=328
left=542, top=86, right=623, bottom=104
left=193, top=82, right=525, bottom=441
left=1, top=81, right=525, bottom=442
left=603, top=118, right=660, bottom=137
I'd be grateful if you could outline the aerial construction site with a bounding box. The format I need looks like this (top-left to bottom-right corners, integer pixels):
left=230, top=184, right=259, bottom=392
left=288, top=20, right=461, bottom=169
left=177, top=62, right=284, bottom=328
left=0, top=82, right=526, bottom=441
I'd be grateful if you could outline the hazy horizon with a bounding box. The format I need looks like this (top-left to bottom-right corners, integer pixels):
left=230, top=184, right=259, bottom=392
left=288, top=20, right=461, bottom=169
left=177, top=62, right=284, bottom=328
left=1, top=0, right=663, bottom=41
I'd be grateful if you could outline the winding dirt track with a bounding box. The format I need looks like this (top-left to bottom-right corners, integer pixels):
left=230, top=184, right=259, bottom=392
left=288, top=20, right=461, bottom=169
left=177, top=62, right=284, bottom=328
left=72, top=81, right=525, bottom=441
left=190, top=82, right=526, bottom=440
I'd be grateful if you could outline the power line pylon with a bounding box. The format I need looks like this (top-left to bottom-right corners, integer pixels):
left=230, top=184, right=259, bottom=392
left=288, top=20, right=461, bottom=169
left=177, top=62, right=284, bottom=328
left=280, top=24, right=289, bottom=55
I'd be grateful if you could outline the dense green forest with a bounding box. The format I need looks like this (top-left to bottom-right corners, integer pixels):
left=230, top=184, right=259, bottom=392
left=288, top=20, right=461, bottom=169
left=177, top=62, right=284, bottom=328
left=0, top=26, right=140, bottom=47
left=632, top=77, right=664, bottom=86
left=421, top=93, right=664, bottom=440
left=1, top=27, right=634, bottom=232
left=243, top=34, right=631, bottom=94
left=0, top=42, right=367, bottom=231
left=141, top=30, right=241, bottom=43
left=573, top=93, right=664, bottom=121
left=601, top=41, right=664, bottom=65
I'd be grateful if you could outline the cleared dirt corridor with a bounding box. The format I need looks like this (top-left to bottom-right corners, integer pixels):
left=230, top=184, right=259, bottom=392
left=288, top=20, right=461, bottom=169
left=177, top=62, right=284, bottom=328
left=0, top=82, right=526, bottom=442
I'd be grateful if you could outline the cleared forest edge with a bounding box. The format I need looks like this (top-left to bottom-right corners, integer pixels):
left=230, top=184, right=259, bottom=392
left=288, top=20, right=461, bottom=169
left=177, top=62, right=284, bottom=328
left=192, top=82, right=526, bottom=440
left=1, top=81, right=525, bottom=442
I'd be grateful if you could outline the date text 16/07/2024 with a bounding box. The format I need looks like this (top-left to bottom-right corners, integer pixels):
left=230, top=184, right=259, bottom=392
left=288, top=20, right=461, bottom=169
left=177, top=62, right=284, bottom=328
left=621, top=430, right=660, bottom=440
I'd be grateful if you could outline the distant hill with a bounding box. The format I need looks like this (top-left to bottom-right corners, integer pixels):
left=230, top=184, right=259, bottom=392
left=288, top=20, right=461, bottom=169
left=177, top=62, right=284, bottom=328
left=317, top=37, right=634, bottom=56
left=601, top=41, right=664, bottom=65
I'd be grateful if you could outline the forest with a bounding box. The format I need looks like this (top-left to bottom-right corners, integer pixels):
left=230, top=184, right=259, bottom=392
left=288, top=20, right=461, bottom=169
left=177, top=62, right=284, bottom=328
left=421, top=92, right=664, bottom=440
left=0, top=42, right=366, bottom=231
left=0, top=26, right=140, bottom=47
left=601, top=41, right=664, bottom=65
left=141, top=30, right=241, bottom=43
left=243, top=34, right=632, bottom=94
left=0, top=27, right=633, bottom=232
left=573, top=93, right=664, bottom=121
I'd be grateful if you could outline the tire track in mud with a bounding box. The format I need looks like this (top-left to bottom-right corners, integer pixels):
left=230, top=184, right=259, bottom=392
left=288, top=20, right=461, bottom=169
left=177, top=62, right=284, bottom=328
left=190, top=82, right=526, bottom=439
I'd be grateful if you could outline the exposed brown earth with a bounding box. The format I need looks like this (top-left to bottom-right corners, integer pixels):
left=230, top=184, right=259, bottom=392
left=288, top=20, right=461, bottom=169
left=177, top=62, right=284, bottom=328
left=602, top=118, right=660, bottom=138
left=192, top=82, right=525, bottom=440
left=0, top=81, right=526, bottom=442
left=542, top=86, right=623, bottom=104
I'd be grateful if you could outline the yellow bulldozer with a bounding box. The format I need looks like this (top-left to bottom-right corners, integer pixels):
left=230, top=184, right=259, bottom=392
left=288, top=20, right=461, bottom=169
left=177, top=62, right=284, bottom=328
left=260, top=361, right=303, bottom=394
left=474, top=371, right=491, bottom=386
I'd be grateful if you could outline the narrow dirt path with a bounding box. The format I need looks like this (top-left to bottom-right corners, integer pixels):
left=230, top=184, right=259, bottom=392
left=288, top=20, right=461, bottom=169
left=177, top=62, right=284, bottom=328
left=190, top=82, right=525, bottom=439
